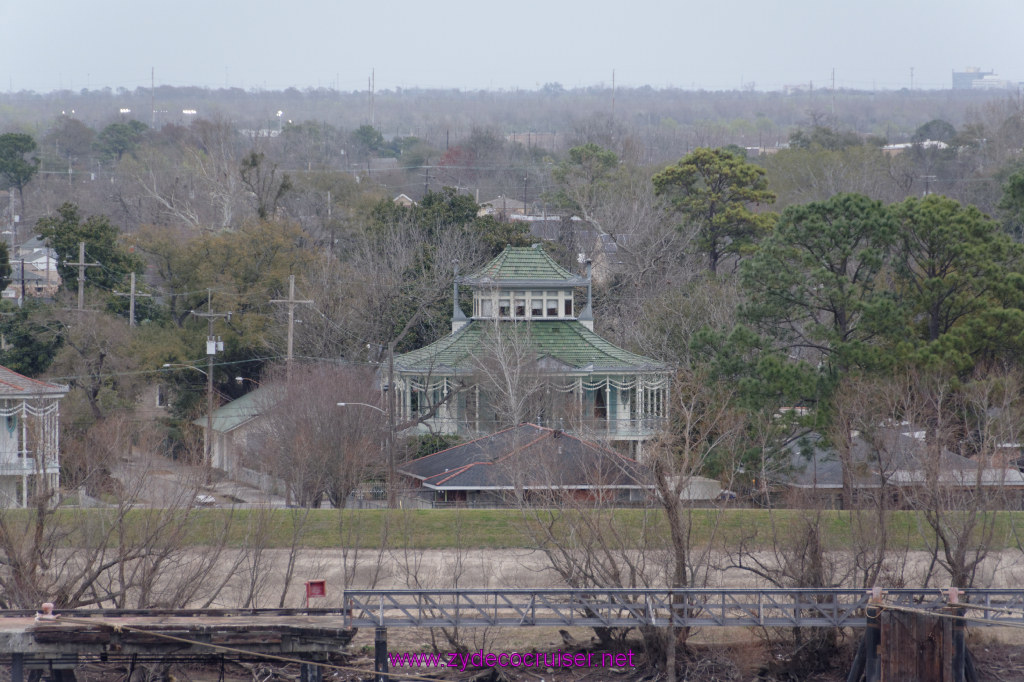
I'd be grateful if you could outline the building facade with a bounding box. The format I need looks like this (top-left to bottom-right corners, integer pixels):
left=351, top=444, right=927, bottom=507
left=0, top=366, right=66, bottom=507
left=392, top=246, right=669, bottom=453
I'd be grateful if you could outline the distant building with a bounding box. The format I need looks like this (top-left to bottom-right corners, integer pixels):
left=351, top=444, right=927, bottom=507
left=2, top=237, right=61, bottom=302
left=391, top=245, right=670, bottom=456
left=972, top=75, right=1018, bottom=91
left=782, top=424, right=1024, bottom=509
left=478, top=196, right=526, bottom=219
left=953, top=67, right=994, bottom=90
left=505, top=132, right=563, bottom=153
left=881, top=140, right=949, bottom=157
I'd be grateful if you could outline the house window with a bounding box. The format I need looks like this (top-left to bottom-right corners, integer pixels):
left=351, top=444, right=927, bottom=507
left=546, top=292, right=559, bottom=317
left=531, top=298, right=543, bottom=317
left=480, top=299, right=493, bottom=317
left=514, top=298, right=526, bottom=318
left=564, top=298, right=572, bottom=316
left=498, top=298, right=510, bottom=318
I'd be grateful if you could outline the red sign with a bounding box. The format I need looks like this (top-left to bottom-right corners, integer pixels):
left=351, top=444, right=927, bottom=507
left=305, top=580, right=326, bottom=608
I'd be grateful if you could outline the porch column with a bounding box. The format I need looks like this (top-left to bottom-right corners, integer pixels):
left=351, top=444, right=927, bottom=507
left=576, top=377, right=583, bottom=428
left=20, top=400, right=27, bottom=459
left=403, top=380, right=411, bottom=420
left=638, top=377, right=645, bottom=426
left=605, top=378, right=611, bottom=437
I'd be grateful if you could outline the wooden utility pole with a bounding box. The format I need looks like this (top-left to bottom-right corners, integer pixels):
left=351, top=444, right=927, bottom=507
left=269, top=275, right=312, bottom=379
left=65, top=241, right=100, bottom=311
left=191, top=290, right=232, bottom=469
left=113, top=273, right=151, bottom=326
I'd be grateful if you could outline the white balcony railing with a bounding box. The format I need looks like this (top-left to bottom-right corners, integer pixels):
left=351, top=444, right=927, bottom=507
left=413, top=416, right=666, bottom=440
left=0, top=458, right=59, bottom=476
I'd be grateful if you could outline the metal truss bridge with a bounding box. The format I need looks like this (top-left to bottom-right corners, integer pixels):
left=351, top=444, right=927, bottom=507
left=0, top=587, right=1020, bottom=634
left=338, top=587, right=1024, bottom=629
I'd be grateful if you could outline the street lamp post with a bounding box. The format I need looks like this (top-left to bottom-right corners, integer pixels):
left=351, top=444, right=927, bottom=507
left=163, top=362, right=211, bottom=463
left=337, top=400, right=394, bottom=506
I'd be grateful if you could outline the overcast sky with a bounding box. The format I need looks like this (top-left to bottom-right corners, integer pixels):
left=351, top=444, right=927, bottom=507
left=3, top=0, right=1020, bottom=94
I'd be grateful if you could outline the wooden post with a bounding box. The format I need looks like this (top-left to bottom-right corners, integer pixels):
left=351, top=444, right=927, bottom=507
left=10, top=652, right=22, bottom=682
left=881, top=603, right=955, bottom=680
left=374, top=626, right=389, bottom=682
left=300, top=662, right=322, bottom=682
left=845, top=636, right=866, bottom=682
left=949, top=587, right=966, bottom=682
left=864, top=587, right=882, bottom=682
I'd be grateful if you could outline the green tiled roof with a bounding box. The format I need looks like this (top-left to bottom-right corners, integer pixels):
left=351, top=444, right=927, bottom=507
left=394, top=320, right=663, bottom=374
left=194, top=385, right=279, bottom=433
left=464, top=246, right=585, bottom=285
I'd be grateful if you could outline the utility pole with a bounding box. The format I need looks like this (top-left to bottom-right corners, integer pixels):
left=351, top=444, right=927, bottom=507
left=269, top=275, right=312, bottom=380
left=611, top=68, right=615, bottom=117
left=65, top=241, right=100, bottom=311
left=191, top=289, right=232, bottom=469
left=114, top=273, right=151, bottom=326
left=922, top=175, right=937, bottom=196
left=369, top=69, right=375, bottom=126
left=151, top=67, right=156, bottom=127
left=831, top=68, right=836, bottom=115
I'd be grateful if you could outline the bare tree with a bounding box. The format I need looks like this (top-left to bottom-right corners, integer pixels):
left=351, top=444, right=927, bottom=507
left=0, top=415, right=243, bottom=610
left=470, top=318, right=546, bottom=429
left=248, top=362, right=384, bottom=509
left=903, top=368, right=1020, bottom=588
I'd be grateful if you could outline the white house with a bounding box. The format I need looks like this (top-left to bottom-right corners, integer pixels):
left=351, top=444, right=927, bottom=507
left=0, top=366, right=67, bottom=507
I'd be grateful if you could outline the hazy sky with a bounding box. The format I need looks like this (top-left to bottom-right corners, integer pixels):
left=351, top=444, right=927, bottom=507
left=3, top=0, right=1021, bottom=94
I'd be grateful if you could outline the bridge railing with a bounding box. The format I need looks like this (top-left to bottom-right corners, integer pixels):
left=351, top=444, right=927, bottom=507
left=338, top=588, right=1024, bottom=629
left=6, top=588, right=1023, bottom=630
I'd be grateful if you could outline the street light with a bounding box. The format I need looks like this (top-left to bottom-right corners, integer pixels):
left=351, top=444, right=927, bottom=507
left=163, top=362, right=214, bottom=469
left=336, top=402, right=385, bottom=413
left=163, top=362, right=207, bottom=376
left=337, top=400, right=394, bottom=506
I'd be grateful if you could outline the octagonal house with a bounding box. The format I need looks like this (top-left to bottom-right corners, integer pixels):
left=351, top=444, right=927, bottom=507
left=392, top=245, right=669, bottom=455
left=0, top=366, right=67, bottom=507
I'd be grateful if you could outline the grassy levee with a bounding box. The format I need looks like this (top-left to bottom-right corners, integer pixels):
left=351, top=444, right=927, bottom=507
left=11, top=507, right=1024, bottom=551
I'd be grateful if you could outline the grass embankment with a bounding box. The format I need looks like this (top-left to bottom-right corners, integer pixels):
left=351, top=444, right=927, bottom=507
left=15, top=507, right=1024, bottom=552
